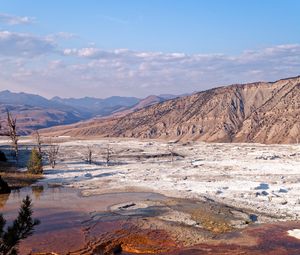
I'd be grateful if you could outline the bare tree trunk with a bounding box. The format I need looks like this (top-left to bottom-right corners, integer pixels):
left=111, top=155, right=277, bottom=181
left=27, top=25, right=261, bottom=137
left=45, top=140, right=59, bottom=169
left=105, top=144, right=113, bottom=166
left=7, top=110, right=18, bottom=162
left=86, top=146, right=93, bottom=164
left=35, top=130, right=42, bottom=156
left=168, top=145, right=174, bottom=163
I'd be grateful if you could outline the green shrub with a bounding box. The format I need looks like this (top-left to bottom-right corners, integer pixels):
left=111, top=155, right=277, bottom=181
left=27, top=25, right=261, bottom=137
left=0, top=195, right=40, bottom=255
left=0, top=151, right=7, bottom=162
left=27, top=149, right=43, bottom=175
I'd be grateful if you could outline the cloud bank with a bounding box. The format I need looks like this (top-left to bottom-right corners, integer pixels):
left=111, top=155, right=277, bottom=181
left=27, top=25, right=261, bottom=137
left=0, top=31, right=56, bottom=57
left=0, top=29, right=299, bottom=98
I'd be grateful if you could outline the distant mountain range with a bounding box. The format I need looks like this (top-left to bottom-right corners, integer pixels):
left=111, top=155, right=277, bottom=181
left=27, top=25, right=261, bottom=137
left=41, top=76, right=300, bottom=144
left=0, top=90, right=178, bottom=134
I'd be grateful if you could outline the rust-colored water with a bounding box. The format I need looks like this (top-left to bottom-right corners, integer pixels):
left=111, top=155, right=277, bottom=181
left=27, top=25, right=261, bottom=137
left=170, top=221, right=300, bottom=255
left=1, top=186, right=300, bottom=255
left=0, top=186, right=167, bottom=254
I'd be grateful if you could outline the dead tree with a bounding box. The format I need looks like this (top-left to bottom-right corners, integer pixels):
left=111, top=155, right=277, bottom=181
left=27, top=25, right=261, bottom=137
left=86, top=146, right=93, bottom=164
left=168, top=145, right=175, bottom=163
left=34, top=130, right=42, bottom=156
left=105, top=144, right=113, bottom=166
left=45, top=141, right=59, bottom=169
left=7, top=110, right=18, bottom=161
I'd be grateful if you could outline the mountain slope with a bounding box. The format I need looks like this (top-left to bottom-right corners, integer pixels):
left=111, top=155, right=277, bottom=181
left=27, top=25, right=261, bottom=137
left=0, top=91, right=175, bottom=135
left=111, top=95, right=167, bottom=117
left=0, top=104, right=82, bottom=135
left=0, top=91, right=83, bottom=135
left=51, top=96, right=140, bottom=116
left=41, top=76, right=300, bottom=144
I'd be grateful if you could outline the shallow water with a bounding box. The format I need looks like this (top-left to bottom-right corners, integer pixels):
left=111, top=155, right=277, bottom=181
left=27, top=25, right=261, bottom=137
left=0, top=185, right=167, bottom=254
left=1, top=185, right=300, bottom=255
left=1, top=185, right=166, bottom=215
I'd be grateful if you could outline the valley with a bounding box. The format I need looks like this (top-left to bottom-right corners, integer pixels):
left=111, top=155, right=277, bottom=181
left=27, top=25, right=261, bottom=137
left=1, top=2, right=300, bottom=254
left=0, top=90, right=174, bottom=135
left=1, top=137, right=300, bottom=254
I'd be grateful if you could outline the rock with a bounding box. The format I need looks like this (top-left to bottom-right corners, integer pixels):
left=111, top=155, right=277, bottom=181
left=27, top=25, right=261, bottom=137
left=279, top=188, right=288, bottom=193
left=256, top=155, right=280, bottom=160
left=119, top=203, right=136, bottom=209
left=216, top=190, right=223, bottom=195
left=0, top=175, right=11, bottom=194
left=269, top=155, right=280, bottom=160
left=254, top=183, right=269, bottom=190
left=255, top=190, right=269, bottom=197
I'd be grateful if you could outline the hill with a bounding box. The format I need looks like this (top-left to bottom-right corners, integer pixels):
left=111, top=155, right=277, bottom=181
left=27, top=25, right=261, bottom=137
left=41, top=76, right=300, bottom=144
left=0, top=91, right=174, bottom=134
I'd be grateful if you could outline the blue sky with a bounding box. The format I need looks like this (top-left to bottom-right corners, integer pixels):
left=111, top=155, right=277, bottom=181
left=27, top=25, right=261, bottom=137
left=0, top=0, right=299, bottom=98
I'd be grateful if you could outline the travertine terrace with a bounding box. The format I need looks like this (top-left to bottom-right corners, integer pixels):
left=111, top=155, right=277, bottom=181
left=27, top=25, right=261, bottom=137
left=35, top=138, right=300, bottom=223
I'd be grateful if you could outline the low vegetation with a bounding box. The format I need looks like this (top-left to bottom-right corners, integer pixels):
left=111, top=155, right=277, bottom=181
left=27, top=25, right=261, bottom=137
left=0, top=162, right=40, bottom=189
left=27, top=149, right=43, bottom=175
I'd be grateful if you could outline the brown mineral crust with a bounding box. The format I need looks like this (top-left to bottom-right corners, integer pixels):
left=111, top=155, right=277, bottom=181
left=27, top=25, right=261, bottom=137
left=171, top=221, right=300, bottom=255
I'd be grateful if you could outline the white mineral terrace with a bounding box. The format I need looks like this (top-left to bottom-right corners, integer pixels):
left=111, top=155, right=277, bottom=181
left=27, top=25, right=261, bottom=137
left=21, top=138, right=300, bottom=222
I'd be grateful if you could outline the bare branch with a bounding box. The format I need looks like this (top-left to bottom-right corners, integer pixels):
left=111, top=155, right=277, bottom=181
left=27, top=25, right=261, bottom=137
left=168, top=145, right=175, bottom=163
left=6, top=110, right=18, bottom=161
left=105, top=144, right=113, bottom=166
left=85, top=146, right=93, bottom=164
left=45, top=140, right=59, bottom=169
left=34, top=130, right=42, bottom=156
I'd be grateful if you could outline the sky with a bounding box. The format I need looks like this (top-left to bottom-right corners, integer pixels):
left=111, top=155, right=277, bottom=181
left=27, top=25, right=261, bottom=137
left=0, top=0, right=299, bottom=98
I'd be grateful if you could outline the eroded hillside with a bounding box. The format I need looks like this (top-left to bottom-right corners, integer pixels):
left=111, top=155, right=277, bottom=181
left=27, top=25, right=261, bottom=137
left=41, top=76, right=300, bottom=144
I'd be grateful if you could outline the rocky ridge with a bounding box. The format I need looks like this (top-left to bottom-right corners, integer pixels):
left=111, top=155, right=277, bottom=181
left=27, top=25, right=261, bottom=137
left=42, top=76, right=300, bottom=144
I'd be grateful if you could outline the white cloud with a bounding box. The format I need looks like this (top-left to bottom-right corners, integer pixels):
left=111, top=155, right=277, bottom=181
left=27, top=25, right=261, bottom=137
left=47, top=32, right=77, bottom=41
left=0, top=13, right=34, bottom=25
left=0, top=41, right=300, bottom=98
left=77, top=48, right=100, bottom=57
left=63, top=47, right=120, bottom=58
left=0, top=31, right=56, bottom=57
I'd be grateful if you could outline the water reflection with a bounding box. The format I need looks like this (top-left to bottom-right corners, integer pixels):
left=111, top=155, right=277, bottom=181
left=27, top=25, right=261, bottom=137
left=2, top=185, right=300, bottom=255
left=0, top=193, right=10, bottom=209
left=31, top=185, right=44, bottom=200
left=1, top=186, right=166, bottom=255
left=0, top=195, right=40, bottom=255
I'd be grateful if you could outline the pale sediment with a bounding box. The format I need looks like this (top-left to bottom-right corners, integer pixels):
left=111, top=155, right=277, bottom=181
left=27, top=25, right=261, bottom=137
left=41, top=139, right=300, bottom=223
